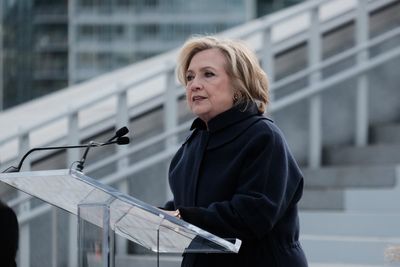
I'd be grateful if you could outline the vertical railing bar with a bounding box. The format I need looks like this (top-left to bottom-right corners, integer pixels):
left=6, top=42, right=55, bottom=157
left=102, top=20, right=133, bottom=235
left=18, top=128, right=31, bottom=267
left=355, top=0, right=370, bottom=147
left=164, top=64, right=178, bottom=201
left=52, top=208, right=58, bottom=267
left=262, top=26, right=275, bottom=106
left=68, top=109, right=79, bottom=267
left=308, top=6, right=323, bottom=169
left=0, top=0, right=3, bottom=111
left=68, top=0, right=77, bottom=86
left=116, top=86, right=129, bottom=257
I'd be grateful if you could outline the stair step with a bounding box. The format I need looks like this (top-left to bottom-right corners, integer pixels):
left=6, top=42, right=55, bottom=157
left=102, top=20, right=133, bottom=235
left=301, top=211, right=400, bottom=264
left=344, top=168, right=400, bottom=213
left=301, top=235, right=398, bottom=266
left=116, top=255, right=181, bottom=267
left=300, top=195, right=400, bottom=264
left=324, top=144, right=400, bottom=165
left=371, top=123, right=400, bottom=144
left=300, top=165, right=396, bottom=210
left=300, top=211, right=400, bottom=237
left=302, top=165, right=396, bottom=189
left=300, top=189, right=344, bottom=210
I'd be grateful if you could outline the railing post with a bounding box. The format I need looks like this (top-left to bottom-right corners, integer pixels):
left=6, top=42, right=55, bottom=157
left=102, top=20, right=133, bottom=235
left=68, top=0, right=77, bottom=86
left=262, top=25, right=275, bottom=104
left=51, top=207, right=58, bottom=267
left=68, top=110, right=79, bottom=267
left=18, top=129, right=31, bottom=171
left=116, top=86, right=129, bottom=257
left=308, top=6, right=322, bottom=169
left=164, top=64, right=178, bottom=200
left=355, top=0, right=369, bottom=147
left=164, top=64, right=178, bottom=148
left=0, top=1, right=3, bottom=111
left=18, top=128, right=31, bottom=267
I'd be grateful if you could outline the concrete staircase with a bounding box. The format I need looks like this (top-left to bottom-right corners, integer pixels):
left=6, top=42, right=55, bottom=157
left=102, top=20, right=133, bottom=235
left=299, top=122, right=400, bottom=266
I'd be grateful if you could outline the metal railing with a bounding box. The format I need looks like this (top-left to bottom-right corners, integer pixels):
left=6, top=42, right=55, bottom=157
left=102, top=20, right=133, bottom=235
left=1, top=0, right=400, bottom=266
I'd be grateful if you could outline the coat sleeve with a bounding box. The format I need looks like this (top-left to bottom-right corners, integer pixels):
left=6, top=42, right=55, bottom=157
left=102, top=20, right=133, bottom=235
left=161, top=200, right=175, bottom=211
left=0, top=202, right=19, bottom=264
left=178, top=124, right=303, bottom=240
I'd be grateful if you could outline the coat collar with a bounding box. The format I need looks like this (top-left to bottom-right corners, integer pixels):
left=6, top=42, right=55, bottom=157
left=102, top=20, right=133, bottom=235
left=188, top=102, right=269, bottom=150
left=190, top=102, right=261, bottom=133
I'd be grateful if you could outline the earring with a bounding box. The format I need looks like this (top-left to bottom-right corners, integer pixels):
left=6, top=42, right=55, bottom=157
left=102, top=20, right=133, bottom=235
left=233, top=93, right=239, bottom=103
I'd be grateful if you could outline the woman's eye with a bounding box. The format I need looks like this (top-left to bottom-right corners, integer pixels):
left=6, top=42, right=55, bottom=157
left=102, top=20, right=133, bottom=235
left=205, top=72, right=214, bottom=77
left=186, top=74, right=194, bottom=81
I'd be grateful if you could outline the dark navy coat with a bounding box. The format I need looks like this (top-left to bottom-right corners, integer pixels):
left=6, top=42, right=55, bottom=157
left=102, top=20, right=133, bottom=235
left=0, top=200, right=18, bottom=267
left=166, top=103, right=308, bottom=267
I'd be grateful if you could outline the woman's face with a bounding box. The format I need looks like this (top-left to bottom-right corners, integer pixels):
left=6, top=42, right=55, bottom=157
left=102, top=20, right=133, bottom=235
left=185, top=48, right=234, bottom=123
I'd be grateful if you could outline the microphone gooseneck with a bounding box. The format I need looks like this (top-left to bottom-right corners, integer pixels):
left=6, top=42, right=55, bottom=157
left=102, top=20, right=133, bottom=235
left=2, top=144, right=95, bottom=173
left=76, top=141, right=95, bottom=172
left=75, top=136, right=130, bottom=172
left=76, top=127, right=130, bottom=172
left=2, top=126, right=131, bottom=173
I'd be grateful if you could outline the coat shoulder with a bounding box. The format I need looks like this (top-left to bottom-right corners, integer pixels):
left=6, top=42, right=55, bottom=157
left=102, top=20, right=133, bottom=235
left=246, top=117, right=286, bottom=143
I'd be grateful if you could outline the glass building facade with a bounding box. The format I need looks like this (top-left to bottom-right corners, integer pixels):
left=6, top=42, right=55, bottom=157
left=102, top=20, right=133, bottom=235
left=69, top=0, right=252, bottom=83
left=0, top=0, right=305, bottom=110
left=1, top=0, right=68, bottom=109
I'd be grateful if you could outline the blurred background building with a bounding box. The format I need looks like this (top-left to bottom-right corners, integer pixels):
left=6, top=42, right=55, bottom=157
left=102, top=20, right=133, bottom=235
left=0, top=0, right=303, bottom=110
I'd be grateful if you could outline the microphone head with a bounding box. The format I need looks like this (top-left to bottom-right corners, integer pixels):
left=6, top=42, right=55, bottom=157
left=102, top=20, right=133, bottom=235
left=116, top=127, right=129, bottom=138
left=107, top=127, right=130, bottom=142
left=116, top=136, right=130, bottom=145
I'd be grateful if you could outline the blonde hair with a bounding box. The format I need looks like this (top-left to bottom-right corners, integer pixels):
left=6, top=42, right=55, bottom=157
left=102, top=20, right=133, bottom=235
left=177, top=36, right=269, bottom=113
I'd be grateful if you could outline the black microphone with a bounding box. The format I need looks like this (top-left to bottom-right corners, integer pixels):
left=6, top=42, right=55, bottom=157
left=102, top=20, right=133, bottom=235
left=2, top=127, right=131, bottom=173
left=114, top=136, right=130, bottom=145
left=107, top=126, right=129, bottom=142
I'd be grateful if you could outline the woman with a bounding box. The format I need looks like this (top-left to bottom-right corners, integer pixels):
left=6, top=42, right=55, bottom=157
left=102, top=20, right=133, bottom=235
left=164, top=36, right=308, bottom=267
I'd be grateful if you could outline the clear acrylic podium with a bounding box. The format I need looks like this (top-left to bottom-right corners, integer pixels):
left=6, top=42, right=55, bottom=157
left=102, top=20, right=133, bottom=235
left=0, top=169, right=241, bottom=267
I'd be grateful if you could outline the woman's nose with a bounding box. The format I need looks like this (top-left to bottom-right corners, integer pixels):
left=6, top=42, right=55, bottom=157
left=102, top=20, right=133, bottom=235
left=188, top=77, right=202, bottom=91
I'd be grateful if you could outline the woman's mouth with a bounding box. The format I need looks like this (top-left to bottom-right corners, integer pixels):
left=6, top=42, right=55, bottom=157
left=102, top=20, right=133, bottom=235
left=192, top=96, right=207, bottom=102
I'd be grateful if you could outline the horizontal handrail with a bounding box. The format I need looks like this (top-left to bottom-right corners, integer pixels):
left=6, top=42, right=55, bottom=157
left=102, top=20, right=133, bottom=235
left=271, top=25, right=400, bottom=91
left=0, top=64, right=174, bottom=145
left=222, top=0, right=394, bottom=42
left=271, top=45, right=400, bottom=112
left=222, top=0, right=330, bottom=39
left=7, top=194, right=31, bottom=209
left=85, top=120, right=192, bottom=173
